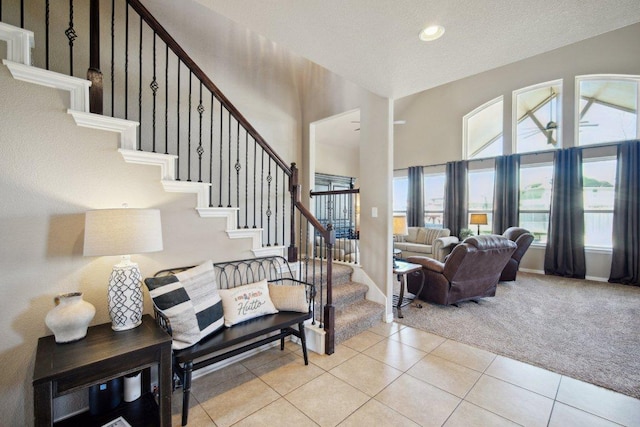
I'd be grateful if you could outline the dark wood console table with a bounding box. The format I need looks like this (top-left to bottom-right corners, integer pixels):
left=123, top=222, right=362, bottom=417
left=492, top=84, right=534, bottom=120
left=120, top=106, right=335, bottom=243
left=33, top=314, right=172, bottom=426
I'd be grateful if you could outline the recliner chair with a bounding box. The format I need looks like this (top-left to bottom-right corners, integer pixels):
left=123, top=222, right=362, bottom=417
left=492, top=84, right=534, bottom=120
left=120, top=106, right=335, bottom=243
left=500, top=227, right=534, bottom=281
left=406, top=235, right=516, bottom=306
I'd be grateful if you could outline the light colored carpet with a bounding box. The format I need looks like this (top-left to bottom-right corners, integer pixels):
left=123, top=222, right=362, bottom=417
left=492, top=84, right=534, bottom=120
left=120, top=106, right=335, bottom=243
left=396, top=272, right=640, bottom=399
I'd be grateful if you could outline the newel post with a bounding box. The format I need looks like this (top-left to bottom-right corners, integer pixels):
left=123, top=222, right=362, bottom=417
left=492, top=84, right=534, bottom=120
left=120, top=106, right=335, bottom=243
left=288, top=163, right=299, bottom=262
left=87, top=0, right=103, bottom=114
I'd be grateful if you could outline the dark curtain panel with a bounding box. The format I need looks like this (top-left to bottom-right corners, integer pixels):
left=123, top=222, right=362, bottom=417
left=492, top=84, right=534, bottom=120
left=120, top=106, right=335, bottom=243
left=544, top=147, right=586, bottom=278
left=493, top=154, right=520, bottom=234
left=407, top=166, right=424, bottom=227
left=609, top=140, right=640, bottom=285
left=444, top=160, right=468, bottom=237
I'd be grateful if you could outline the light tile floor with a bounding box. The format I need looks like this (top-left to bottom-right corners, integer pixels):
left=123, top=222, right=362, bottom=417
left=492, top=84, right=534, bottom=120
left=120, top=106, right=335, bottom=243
left=172, top=323, right=640, bottom=426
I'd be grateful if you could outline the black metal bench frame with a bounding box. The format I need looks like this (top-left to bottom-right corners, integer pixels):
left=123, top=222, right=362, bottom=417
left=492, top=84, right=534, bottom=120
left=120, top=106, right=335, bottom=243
left=151, top=256, right=315, bottom=426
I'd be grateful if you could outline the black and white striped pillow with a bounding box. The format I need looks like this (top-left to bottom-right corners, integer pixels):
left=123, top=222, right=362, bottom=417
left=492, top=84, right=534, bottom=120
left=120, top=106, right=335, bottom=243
left=145, top=261, right=224, bottom=349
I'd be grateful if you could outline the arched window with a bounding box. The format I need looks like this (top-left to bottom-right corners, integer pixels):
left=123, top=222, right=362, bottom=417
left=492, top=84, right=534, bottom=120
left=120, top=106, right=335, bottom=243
left=513, top=80, right=562, bottom=154
left=576, top=74, right=639, bottom=146
left=463, top=96, right=503, bottom=160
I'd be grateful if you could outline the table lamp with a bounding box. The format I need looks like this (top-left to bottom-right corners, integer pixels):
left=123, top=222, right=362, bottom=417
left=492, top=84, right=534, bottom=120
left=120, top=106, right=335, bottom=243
left=469, top=213, right=488, bottom=235
left=393, top=214, right=408, bottom=268
left=84, top=208, right=163, bottom=331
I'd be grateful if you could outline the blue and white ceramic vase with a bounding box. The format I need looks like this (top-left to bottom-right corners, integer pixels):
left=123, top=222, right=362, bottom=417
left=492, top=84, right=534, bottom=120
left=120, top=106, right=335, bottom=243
left=45, top=292, right=96, bottom=343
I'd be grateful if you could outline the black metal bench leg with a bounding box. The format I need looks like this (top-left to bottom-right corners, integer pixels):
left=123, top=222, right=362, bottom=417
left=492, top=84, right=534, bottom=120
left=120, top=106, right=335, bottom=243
left=182, top=361, right=193, bottom=426
left=280, top=329, right=285, bottom=351
left=298, top=322, right=309, bottom=365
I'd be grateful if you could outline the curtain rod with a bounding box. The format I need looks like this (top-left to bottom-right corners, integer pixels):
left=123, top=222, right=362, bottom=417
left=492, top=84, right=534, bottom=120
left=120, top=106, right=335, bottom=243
left=394, top=139, right=638, bottom=172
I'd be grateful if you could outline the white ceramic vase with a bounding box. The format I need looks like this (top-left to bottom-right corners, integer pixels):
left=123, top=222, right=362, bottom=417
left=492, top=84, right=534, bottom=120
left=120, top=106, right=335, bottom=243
left=45, top=292, right=96, bottom=343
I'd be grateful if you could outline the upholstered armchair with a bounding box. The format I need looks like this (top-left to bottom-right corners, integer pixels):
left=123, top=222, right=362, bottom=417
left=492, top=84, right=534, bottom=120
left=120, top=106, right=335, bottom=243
left=500, top=227, right=534, bottom=281
left=406, top=235, right=516, bottom=306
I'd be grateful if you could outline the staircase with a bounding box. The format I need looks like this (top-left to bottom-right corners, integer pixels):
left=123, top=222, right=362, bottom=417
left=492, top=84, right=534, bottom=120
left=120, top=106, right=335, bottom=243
left=0, top=1, right=385, bottom=353
left=306, top=261, right=384, bottom=345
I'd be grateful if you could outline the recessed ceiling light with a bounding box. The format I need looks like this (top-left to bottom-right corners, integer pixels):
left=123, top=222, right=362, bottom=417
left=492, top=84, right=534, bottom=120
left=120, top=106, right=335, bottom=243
left=419, top=25, right=445, bottom=42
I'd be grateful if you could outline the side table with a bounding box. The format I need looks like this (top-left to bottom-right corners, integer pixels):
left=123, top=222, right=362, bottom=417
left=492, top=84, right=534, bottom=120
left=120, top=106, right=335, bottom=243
left=393, top=260, right=425, bottom=318
left=33, top=314, right=172, bottom=426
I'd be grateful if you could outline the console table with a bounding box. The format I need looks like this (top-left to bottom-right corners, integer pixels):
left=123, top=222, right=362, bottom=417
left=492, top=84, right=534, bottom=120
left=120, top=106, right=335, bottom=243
left=33, top=314, right=172, bottom=426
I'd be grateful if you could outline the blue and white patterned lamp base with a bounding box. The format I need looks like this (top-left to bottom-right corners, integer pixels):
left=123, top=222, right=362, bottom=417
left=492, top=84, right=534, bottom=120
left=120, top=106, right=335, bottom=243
left=108, top=261, right=143, bottom=331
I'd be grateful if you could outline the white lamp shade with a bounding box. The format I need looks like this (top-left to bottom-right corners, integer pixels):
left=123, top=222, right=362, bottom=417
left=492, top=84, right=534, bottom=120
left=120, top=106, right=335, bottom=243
left=84, top=208, right=163, bottom=257
left=393, top=214, right=409, bottom=236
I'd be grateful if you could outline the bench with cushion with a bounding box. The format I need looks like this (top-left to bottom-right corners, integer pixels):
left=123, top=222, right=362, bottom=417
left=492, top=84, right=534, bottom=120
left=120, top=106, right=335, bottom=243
left=144, top=256, right=314, bottom=426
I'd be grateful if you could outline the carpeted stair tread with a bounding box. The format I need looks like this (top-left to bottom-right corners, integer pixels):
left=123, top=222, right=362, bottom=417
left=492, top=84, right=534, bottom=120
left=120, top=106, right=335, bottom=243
left=316, top=281, right=368, bottom=311
left=334, top=299, right=385, bottom=344
left=299, top=260, right=353, bottom=286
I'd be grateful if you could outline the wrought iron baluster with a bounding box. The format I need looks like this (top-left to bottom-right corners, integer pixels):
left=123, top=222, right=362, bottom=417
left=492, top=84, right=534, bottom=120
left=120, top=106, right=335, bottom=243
left=274, top=166, right=278, bottom=246
left=227, top=113, right=231, bottom=207
left=124, top=4, right=129, bottom=119
left=110, top=0, right=114, bottom=116
left=218, top=107, right=223, bottom=207
left=209, top=92, right=214, bottom=206
left=65, top=0, right=77, bottom=76
left=244, top=132, right=249, bottom=228
left=45, top=1, right=50, bottom=69
left=187, top=72, right=192, bottom=181
left=260, top=150, right=265, bottom=231
left=235, top=121, right=241, bottom=224
left=197, top=82, right=204, bottom=182
left=137, top=15, right=142, bottom=150
left=20, top=0, right=24, bottom=27
left=266, top=158, right=272, bottom=246
left=164, top=44, right=168, bottom=154
left=176, top=60, right=180, bottom=179
left=150, top=32, right=158, bottom=153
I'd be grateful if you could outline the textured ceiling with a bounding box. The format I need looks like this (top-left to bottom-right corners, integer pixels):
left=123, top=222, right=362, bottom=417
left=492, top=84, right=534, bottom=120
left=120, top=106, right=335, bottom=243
left=194, top=0, right=640, bottom=99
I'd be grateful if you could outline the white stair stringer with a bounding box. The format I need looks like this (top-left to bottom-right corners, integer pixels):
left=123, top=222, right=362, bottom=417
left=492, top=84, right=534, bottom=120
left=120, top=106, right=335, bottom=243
left=69, top=110, right=139, bottom=151
left=197, top=207, right=286, bottom=257
left=161, top=180, right=211, bottom=209
left=118, top=149, right=177, bottom=181
left=3, top=59, right=90, bottom=112
left=0, top=22, right=34, bottom=65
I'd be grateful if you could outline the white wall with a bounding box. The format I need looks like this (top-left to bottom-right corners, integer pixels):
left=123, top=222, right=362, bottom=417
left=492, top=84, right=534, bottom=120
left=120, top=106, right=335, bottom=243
left=315, top=143, right=360, bottom=178
left=393, top=23, right=640, bottom=279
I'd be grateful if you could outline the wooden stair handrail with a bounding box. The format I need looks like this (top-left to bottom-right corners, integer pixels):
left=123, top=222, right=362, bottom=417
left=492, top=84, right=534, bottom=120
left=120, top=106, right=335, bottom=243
left=126, top=0, right=291, bottom=175
left=310, top=188, right=360, bottom=197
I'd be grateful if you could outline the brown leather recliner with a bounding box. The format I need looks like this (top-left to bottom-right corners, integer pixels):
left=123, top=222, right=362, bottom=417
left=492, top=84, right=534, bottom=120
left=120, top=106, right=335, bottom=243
left=406, top=235, right=516, bottom=306
left=500, top=227, right=534, bottom=281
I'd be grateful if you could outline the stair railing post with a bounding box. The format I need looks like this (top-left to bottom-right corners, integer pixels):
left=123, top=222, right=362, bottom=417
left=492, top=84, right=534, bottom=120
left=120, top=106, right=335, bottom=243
left=324, top=224, right=335, bottom=354
left=87, top=0, right=103, bottom=114
left=288, top=163, right=299, bottom=262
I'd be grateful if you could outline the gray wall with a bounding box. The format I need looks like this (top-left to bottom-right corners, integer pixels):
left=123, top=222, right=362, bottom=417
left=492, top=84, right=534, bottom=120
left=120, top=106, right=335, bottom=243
left=393, top=23, right=640, bottom=279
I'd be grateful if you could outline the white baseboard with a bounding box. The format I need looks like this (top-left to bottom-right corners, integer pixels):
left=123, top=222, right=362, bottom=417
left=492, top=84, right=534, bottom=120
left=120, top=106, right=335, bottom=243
left=519, top=268, right=608, bottom=283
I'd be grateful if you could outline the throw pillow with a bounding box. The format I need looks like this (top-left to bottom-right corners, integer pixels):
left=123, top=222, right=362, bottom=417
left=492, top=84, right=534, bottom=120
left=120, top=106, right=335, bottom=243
left=268, top=284, right=309, bottom=313
left=416, top=228, right=429, bottom=244
left=406, top=228, right=419, bottom=243
left=218, top=279, right=278, bottom=326
left=144, top=261, right=224, bottom=350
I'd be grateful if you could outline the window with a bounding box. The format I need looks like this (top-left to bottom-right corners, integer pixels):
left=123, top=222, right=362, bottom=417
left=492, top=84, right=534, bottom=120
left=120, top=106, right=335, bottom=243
left=393, top=175, right=408, bottom=214
left=519, top=163, right=553, bottom=243
left=514, top=80, right=562, bottom=154
left=423, top=170, right=445, bottom=227
left=467, top=168, right=495, bottom=234
left=583, top=158, right=616, bottom=248
left=577, top=75, right=639, bottom=146
left=463, top=96, right=504, bottom=160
